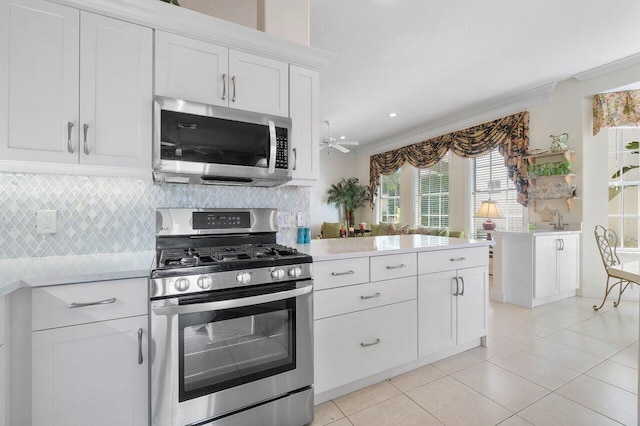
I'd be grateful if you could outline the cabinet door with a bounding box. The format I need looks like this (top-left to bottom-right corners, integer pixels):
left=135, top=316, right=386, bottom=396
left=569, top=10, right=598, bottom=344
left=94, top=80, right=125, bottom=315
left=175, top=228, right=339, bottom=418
left=0, top=343, right=5, bottom=426
left=155, top=30, right=228, bottom=107
left=558, top=234, right=579, bottom=293
left=418, top=271, right=456, bottom=357
left=456, top=266, right=488, bottom=344
left=79, top=13, right=152, bottom=169
left=0, top=0, right=79, bottom=163
left=229, top=50, right=288, bottom=116
left=534, top=235, right=558, bottom=299
left=289, top=65, right=319, bottom=182
left=32, top=316, right=148, bottom=426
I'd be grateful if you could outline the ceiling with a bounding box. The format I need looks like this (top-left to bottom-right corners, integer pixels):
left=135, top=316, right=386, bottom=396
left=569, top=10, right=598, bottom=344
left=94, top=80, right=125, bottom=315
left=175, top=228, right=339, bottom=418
left=310, top=0, right=640, bottom=155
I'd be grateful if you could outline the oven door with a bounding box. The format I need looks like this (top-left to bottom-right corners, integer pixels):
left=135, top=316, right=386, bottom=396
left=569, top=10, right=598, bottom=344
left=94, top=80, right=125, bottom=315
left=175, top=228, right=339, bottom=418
left=150, top=280, right=313, bottom=426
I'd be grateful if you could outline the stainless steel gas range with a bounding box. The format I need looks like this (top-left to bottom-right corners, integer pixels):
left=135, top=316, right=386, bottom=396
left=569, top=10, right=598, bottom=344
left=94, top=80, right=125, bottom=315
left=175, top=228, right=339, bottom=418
left=149, top=208, right=314, bottom=426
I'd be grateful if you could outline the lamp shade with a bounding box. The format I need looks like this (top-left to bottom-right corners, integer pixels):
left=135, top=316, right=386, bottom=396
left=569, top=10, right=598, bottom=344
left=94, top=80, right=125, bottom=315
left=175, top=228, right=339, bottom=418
left=474, top=200, right=504, bottom=219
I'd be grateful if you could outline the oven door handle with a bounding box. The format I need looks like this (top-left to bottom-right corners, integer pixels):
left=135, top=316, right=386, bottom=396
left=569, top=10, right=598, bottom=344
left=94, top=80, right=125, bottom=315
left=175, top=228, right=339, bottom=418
left=151, top=283, right=313, bottom=316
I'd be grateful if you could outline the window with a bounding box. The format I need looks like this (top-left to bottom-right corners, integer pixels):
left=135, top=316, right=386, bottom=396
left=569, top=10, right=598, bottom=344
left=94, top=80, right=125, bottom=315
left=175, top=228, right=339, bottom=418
left=469, top=148, right=525, bottom=237
left=377, top=170, right=401, bottom=223
left=608, top=127, right=640, bottom=249
left=414, top=152, right=449, bottom=227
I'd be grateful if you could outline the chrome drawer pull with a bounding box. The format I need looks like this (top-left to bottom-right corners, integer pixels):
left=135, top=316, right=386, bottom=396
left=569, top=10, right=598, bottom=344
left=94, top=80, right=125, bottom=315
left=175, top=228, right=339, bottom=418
left=331, top=270, right=355, bottom=276
left=68, top=297, right=116, bottom=308
left=450, top=257, right=466, bottom=262
left=386, top=264, right=405, bottom=269
left=360, top=338, right=381, bottom=348
left=137, top=328, right=143, bottom=365
left=361, top=292, right=381, bottom=300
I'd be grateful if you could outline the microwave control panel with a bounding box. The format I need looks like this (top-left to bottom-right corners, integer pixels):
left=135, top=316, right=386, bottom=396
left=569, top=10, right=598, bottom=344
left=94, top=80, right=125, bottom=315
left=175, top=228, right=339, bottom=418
left=275, top=128, right=288, bottom=170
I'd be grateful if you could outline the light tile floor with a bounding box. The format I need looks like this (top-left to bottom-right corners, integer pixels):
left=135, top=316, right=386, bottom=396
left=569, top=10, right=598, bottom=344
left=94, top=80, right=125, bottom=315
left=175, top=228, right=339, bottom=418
left=313, top=297, right=639, bottom=425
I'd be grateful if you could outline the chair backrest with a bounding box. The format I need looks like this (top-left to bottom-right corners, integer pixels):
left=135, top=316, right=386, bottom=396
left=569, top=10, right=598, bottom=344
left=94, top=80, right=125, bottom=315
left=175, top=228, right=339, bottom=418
left=594, top=225, right=621, bottom=269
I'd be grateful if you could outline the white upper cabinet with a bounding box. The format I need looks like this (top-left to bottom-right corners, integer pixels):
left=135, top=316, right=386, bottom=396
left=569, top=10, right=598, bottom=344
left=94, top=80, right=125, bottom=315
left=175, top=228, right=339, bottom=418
left=0, top=0, right=152, bottom=170
left=289, top=65, right=319, bottom=183
left=155, top=31, right=289, bottom=117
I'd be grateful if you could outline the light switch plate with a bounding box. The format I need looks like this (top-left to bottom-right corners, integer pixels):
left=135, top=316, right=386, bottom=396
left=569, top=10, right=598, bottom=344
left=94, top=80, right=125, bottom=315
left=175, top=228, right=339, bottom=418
left=37, top=210, right=57, bottom=234
left=277, top=211, right=291, bottom=229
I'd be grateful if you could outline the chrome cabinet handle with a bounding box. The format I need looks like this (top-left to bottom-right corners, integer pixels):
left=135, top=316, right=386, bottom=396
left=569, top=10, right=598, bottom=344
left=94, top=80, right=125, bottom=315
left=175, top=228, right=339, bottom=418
left=68, top=297, right=116, bottom=308
left=360, top=338, right=381, bottom=348
left=231, top=75, right=237, bottom=102
left=137, top=328, right=143, bottom=365
left=450, top=257, right=466, bottom=262
left=360, top=292, right=381, bottom=300
left=453, top=276, right=460, bottom=296
left=560, top=239, right=565, bottom=250
left=83, top=123, right=89, bottom=155
left=292, top=147, right=297, bottom=170
left=152, top=284, right=312, bottom=316
left=331, top=270, right=355, bottom=276
left=268, top=120, right=276, bottom=174
left=221, top=73, right=227, bottom=101
left=67, top=122, right=74, bottom=153
left=459, top=276, right=465, bottom=296
left=386, top=264, right=405, bottom=270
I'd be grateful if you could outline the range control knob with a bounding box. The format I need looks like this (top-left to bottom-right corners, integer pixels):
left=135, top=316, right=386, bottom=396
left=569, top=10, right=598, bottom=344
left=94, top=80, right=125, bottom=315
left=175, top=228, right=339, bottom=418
left=236, top=272, right=251, bottom=285
left=197, top=275, right=213, bottom=290
left=174, top=278, right=190, bottom=292
left=271, top=268, right=285, bottom=280
left=288, top=266, right=302, bottom=278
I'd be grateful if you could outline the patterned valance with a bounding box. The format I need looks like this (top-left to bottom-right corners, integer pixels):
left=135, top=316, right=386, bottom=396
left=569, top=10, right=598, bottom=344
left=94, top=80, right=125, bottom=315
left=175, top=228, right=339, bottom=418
left=593, top=90, right=640, bottom=135
left=370, top=111, right=530, bottom=206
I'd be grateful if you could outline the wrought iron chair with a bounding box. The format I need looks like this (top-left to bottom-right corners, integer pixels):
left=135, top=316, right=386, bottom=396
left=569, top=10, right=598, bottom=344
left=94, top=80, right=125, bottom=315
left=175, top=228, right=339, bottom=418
left=593, top=225, right=637, bottom=311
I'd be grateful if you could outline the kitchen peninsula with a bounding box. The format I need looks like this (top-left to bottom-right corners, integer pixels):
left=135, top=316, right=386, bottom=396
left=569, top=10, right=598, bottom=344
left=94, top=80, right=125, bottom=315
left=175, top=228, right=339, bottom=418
left=295, top=234, right=491, bottom=403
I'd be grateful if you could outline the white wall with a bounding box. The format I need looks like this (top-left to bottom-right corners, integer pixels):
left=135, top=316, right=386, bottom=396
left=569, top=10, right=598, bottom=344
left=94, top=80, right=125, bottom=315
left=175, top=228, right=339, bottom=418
left=179, top=0, right=258, bottom=29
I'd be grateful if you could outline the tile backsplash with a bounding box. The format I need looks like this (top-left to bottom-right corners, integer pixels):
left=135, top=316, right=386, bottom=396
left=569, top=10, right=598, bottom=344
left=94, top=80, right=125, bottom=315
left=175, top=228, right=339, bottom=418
left=0, top=172, right=309, bottom=259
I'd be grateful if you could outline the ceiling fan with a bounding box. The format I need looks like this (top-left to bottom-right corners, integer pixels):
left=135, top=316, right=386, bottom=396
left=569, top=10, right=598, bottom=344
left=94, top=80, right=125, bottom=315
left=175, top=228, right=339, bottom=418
left=320, top=120, right=359, bottom=153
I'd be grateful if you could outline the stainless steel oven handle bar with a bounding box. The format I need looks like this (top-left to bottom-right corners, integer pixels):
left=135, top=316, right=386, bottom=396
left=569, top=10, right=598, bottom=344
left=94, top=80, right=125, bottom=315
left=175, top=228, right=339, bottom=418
left=151, top=283, right=312, bottom=316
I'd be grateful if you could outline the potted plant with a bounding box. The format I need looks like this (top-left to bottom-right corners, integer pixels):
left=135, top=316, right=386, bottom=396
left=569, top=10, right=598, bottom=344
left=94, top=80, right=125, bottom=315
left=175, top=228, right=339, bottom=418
left=326, top=177, right=371, bottom=229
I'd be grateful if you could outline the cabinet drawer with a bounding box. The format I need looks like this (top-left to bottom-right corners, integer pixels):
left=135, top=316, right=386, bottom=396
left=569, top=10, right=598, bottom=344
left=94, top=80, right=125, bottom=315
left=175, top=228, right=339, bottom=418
left=314, top=276, right=416, bottom=320
left=314, top=300, right=417, bottom=394
left=314, top=257, right=370, bottom=290
left=418, top=247, right=488, bottom=275
left=370, top=253, right=417, bottom=282
left=32, top=278, right=148, bottom=331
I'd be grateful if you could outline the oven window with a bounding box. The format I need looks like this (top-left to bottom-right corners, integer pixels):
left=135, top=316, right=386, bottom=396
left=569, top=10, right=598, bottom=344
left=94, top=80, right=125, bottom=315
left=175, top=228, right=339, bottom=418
left=178, top=297, right=296, bottom=402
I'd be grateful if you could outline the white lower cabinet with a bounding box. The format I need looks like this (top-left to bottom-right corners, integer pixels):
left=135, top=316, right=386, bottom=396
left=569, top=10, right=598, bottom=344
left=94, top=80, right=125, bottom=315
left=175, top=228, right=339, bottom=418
left=534, top=233, right=580, bottom=299
left=314, top=300, right=417, bottom=394
left=417, top=266, right=487, bottom=357
left=32, top=315, right=148, bottom=426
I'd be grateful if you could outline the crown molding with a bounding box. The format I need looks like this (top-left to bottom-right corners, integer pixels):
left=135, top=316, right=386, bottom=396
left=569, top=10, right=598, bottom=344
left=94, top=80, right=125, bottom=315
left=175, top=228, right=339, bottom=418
left=49, top=0, right=335, bottom=71
left=355, top=82, right=556, bottom=158
left=572, top=52, right=640, bottom=82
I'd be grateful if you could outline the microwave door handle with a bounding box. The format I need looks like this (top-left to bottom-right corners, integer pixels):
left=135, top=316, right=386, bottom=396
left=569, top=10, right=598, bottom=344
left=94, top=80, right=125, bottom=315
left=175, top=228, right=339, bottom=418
left=151, top=283, right=312, bottom=316
left=268, top=120, right=277, bottom=174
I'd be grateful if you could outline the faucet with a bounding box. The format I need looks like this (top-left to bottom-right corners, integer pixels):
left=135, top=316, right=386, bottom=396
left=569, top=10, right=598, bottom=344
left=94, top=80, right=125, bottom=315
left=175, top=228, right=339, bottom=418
left=553, top=209, right=562, bottom=230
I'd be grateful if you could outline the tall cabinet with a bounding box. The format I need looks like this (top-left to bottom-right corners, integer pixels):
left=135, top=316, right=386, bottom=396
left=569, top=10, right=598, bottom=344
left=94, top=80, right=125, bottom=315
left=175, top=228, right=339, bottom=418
left=0, top=0, right=152, bottom=169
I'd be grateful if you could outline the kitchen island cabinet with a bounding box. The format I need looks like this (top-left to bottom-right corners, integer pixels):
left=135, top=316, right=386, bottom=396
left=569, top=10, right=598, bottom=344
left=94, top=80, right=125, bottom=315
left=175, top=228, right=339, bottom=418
left=298, top=235, right=490, bottom=403
left=493, top=230, right=581, bottom=307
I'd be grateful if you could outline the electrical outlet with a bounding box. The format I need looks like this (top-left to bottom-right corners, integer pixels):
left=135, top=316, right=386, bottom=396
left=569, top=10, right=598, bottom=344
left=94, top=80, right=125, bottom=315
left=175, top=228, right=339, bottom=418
left=37, top=210, right=57, bottom=234
left=297, top=212, right=304, bottom=226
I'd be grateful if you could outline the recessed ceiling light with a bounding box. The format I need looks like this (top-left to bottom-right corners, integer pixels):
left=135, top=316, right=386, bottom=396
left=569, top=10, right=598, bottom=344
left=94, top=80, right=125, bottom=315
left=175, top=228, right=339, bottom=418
left=388, top=112, right=397, bottom=117
left=339, top=136, right=346, bottom=140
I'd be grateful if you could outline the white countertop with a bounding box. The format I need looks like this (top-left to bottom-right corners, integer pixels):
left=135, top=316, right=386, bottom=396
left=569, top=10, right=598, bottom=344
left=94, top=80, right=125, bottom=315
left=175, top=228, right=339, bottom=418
left=294, top=234, right=491, bottom=261
left=0, top=251, right=155, bottom=297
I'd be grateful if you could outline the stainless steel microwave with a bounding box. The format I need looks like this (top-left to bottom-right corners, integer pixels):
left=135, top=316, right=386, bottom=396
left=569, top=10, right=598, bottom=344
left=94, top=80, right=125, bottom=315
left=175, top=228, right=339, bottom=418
left=153, top=97, right=292, bottom=186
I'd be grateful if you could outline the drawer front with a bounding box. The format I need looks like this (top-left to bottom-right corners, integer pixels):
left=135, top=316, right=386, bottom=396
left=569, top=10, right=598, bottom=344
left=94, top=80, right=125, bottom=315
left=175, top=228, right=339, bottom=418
left=32, top=278, right=148, bottom=331
left=418, top=247, right=489, bottom=275
left=314, top=276, right=417, bottom=320
left=314, top=257, right=370, bottom=290
left=370, top=253, right=417, bottom=282
left=314, top=300, right=417, bottom=394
